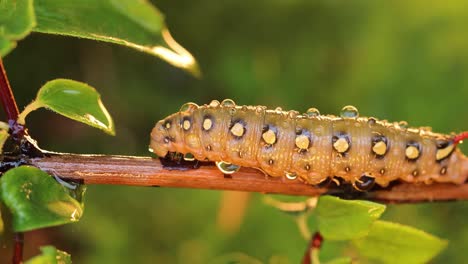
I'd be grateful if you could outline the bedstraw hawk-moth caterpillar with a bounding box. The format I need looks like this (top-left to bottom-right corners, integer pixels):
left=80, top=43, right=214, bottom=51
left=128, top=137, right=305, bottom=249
left=150, top=99, right=468, bottom=191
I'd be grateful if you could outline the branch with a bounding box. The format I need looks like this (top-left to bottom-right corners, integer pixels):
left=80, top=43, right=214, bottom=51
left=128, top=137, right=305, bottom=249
left=27, top=153, right=468, bottom=203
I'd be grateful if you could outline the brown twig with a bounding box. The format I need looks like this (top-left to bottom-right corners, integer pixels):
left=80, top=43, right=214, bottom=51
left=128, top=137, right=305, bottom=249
left=27, top=153, right=468, bottom=203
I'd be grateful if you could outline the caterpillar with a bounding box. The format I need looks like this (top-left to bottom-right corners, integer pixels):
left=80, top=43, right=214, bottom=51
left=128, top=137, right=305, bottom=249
left=149, top=99, right=468, bottom=191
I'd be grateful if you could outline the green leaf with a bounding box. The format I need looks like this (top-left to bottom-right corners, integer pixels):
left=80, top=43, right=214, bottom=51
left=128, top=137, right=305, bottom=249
left=25, top=245, right=72, bottom=264
left=33, top=0, right=199, bottom=76
left=0, top=166, right=84, bottom=232
left=315, top=195, right=386, bottom=240
left=0, top=0, right=36, bottom=57
left=19, top=79, right=115, bottom=135
left=325, top=257, right=352, bottom=264
left=352, top=220, right=448, bottom=264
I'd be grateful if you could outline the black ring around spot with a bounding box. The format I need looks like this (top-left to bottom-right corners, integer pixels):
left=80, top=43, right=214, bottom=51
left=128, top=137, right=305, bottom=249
left=405, top=141, right=421, bottom=162
left=436, top=139, right=455, bottom=162
left=295, top=128, right=313, bottom=153
left=371, top=134, right=389, bottom=159
left=202, top=114, right=214, bottom=132
left=261, top=124, right=278, bottom=146
left=332, top=132, right=351, bottom=154
left=181, top=116, right=192, bottom=131
left=229, top=119, right=246, bottom=140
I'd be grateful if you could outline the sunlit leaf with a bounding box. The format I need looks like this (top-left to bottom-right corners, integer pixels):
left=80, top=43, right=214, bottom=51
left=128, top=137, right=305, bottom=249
left=25, top=245, right=71, bottom=264
left=352, top=220, right=448, bottom=264
left=0, top=166, right=84, bottom=232
left=33, top=0, right=199, bottom=75
left=315, top=195, right=386, bottom=240
left=0, top=0, right=36, bottom=57
left=18, top=79, right=115, bottom=135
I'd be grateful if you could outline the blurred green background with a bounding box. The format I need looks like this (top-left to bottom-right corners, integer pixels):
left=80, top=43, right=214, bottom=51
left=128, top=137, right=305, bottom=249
left=2, top=0, right=468, bottom=263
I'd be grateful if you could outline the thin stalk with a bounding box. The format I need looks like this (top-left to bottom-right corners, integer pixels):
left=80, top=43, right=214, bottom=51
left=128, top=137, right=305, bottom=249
left=27, top=153, right=468, bottom=203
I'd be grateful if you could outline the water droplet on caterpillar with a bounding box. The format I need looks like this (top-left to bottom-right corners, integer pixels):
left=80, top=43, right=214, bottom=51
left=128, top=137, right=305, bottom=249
left=183, top=153, right=195, bottom=161
left=305, top=108, right=320, bottom=117
left=216, top=161, right=240, bottom=174
left=340, top=105, right=359, bottom=118
left=179, top=102, right=199, bottom=112
left=367, top=117, right=378, bottom=125
left=285, top=172, right=297, bottom=180
left=148, top=147, right=154, bottom=153
left=398, top=121, right=408, bottom=129
left=209, top=100, right=220, bottom=107
left=221, top=99, right=236, bottom=107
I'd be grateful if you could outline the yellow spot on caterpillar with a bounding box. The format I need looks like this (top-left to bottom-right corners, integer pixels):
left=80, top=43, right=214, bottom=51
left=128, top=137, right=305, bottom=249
left=183, top=119, right=191, bottom=130
left=203, top=118, right=213, bottom=131
left=436, top=144, right=454, bottom=161
left=333, top=137, right=349, bottom=153
left=405, top=145, right=420, bottom=160
left=230, top=122, right=244, bottom=137
left=165, top=122, right=171, bottom=129
left=262, top=129, right=276, bottom=145
left=295, top=135, right=310, bottom=150
left=372, top=141, right=387, bottom=156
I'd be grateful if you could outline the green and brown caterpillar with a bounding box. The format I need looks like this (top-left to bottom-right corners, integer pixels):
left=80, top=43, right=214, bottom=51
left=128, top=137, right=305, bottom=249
left=150, top=99, right=468, bottom=191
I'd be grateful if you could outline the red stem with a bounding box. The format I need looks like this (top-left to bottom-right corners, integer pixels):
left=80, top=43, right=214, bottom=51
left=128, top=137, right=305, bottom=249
left=454, top=131, right=468, bottom=146
left=12, top=233, right=23, bottom=264
left=0, top=59, right=25, bottom=264
left=0, top=59, right=19, bottom=122
left=302, top=232, right=323, bottom=264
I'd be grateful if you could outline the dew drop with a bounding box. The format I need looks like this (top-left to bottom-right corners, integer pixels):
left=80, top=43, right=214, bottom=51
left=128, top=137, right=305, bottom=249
left=340, top=105, right=359, bottom=118
left=285, top=172, right=297, bottom=180
left=398, top=121, right=408, bottom=129
left=216, top=161, right=241, bottom=174
left=221, top=99, right=236, bottom=107
left=209, top=100, right=220, bottom=107
left=367, top=117, right=377, bottom=125
left=305, top=108, right=320, bottom=117
left=288, top=110, right=299, bottom=119
left=54, top=175, right=87, bottom=203
left=183, top=153, right=195, bottom=161
left=256, top=106, right=266, bottom=113
left=179, top=102, right=199, bottom=112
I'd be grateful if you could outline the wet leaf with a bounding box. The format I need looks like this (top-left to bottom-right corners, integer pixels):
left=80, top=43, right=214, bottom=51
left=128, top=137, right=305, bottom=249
left=315, top=195, right=386, bottom=240
left=0, top=166, right=84, bottom=232
left=0, top=0, right=36, bottom=57
left=352, top=220, right=448, bottom=264
left=25, top=245, right=71, bottom=264
left=19, top=79, right=115, bottom=135
left=33, top=0, right=199, bottom=75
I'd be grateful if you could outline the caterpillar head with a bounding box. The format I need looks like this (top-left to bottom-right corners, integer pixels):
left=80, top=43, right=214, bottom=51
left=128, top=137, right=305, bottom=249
left=150, top=116, right=180, bottom=157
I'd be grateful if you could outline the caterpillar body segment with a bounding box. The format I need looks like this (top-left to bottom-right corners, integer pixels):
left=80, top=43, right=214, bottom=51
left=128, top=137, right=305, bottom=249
left=150, top=99, right=468, bottom=190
